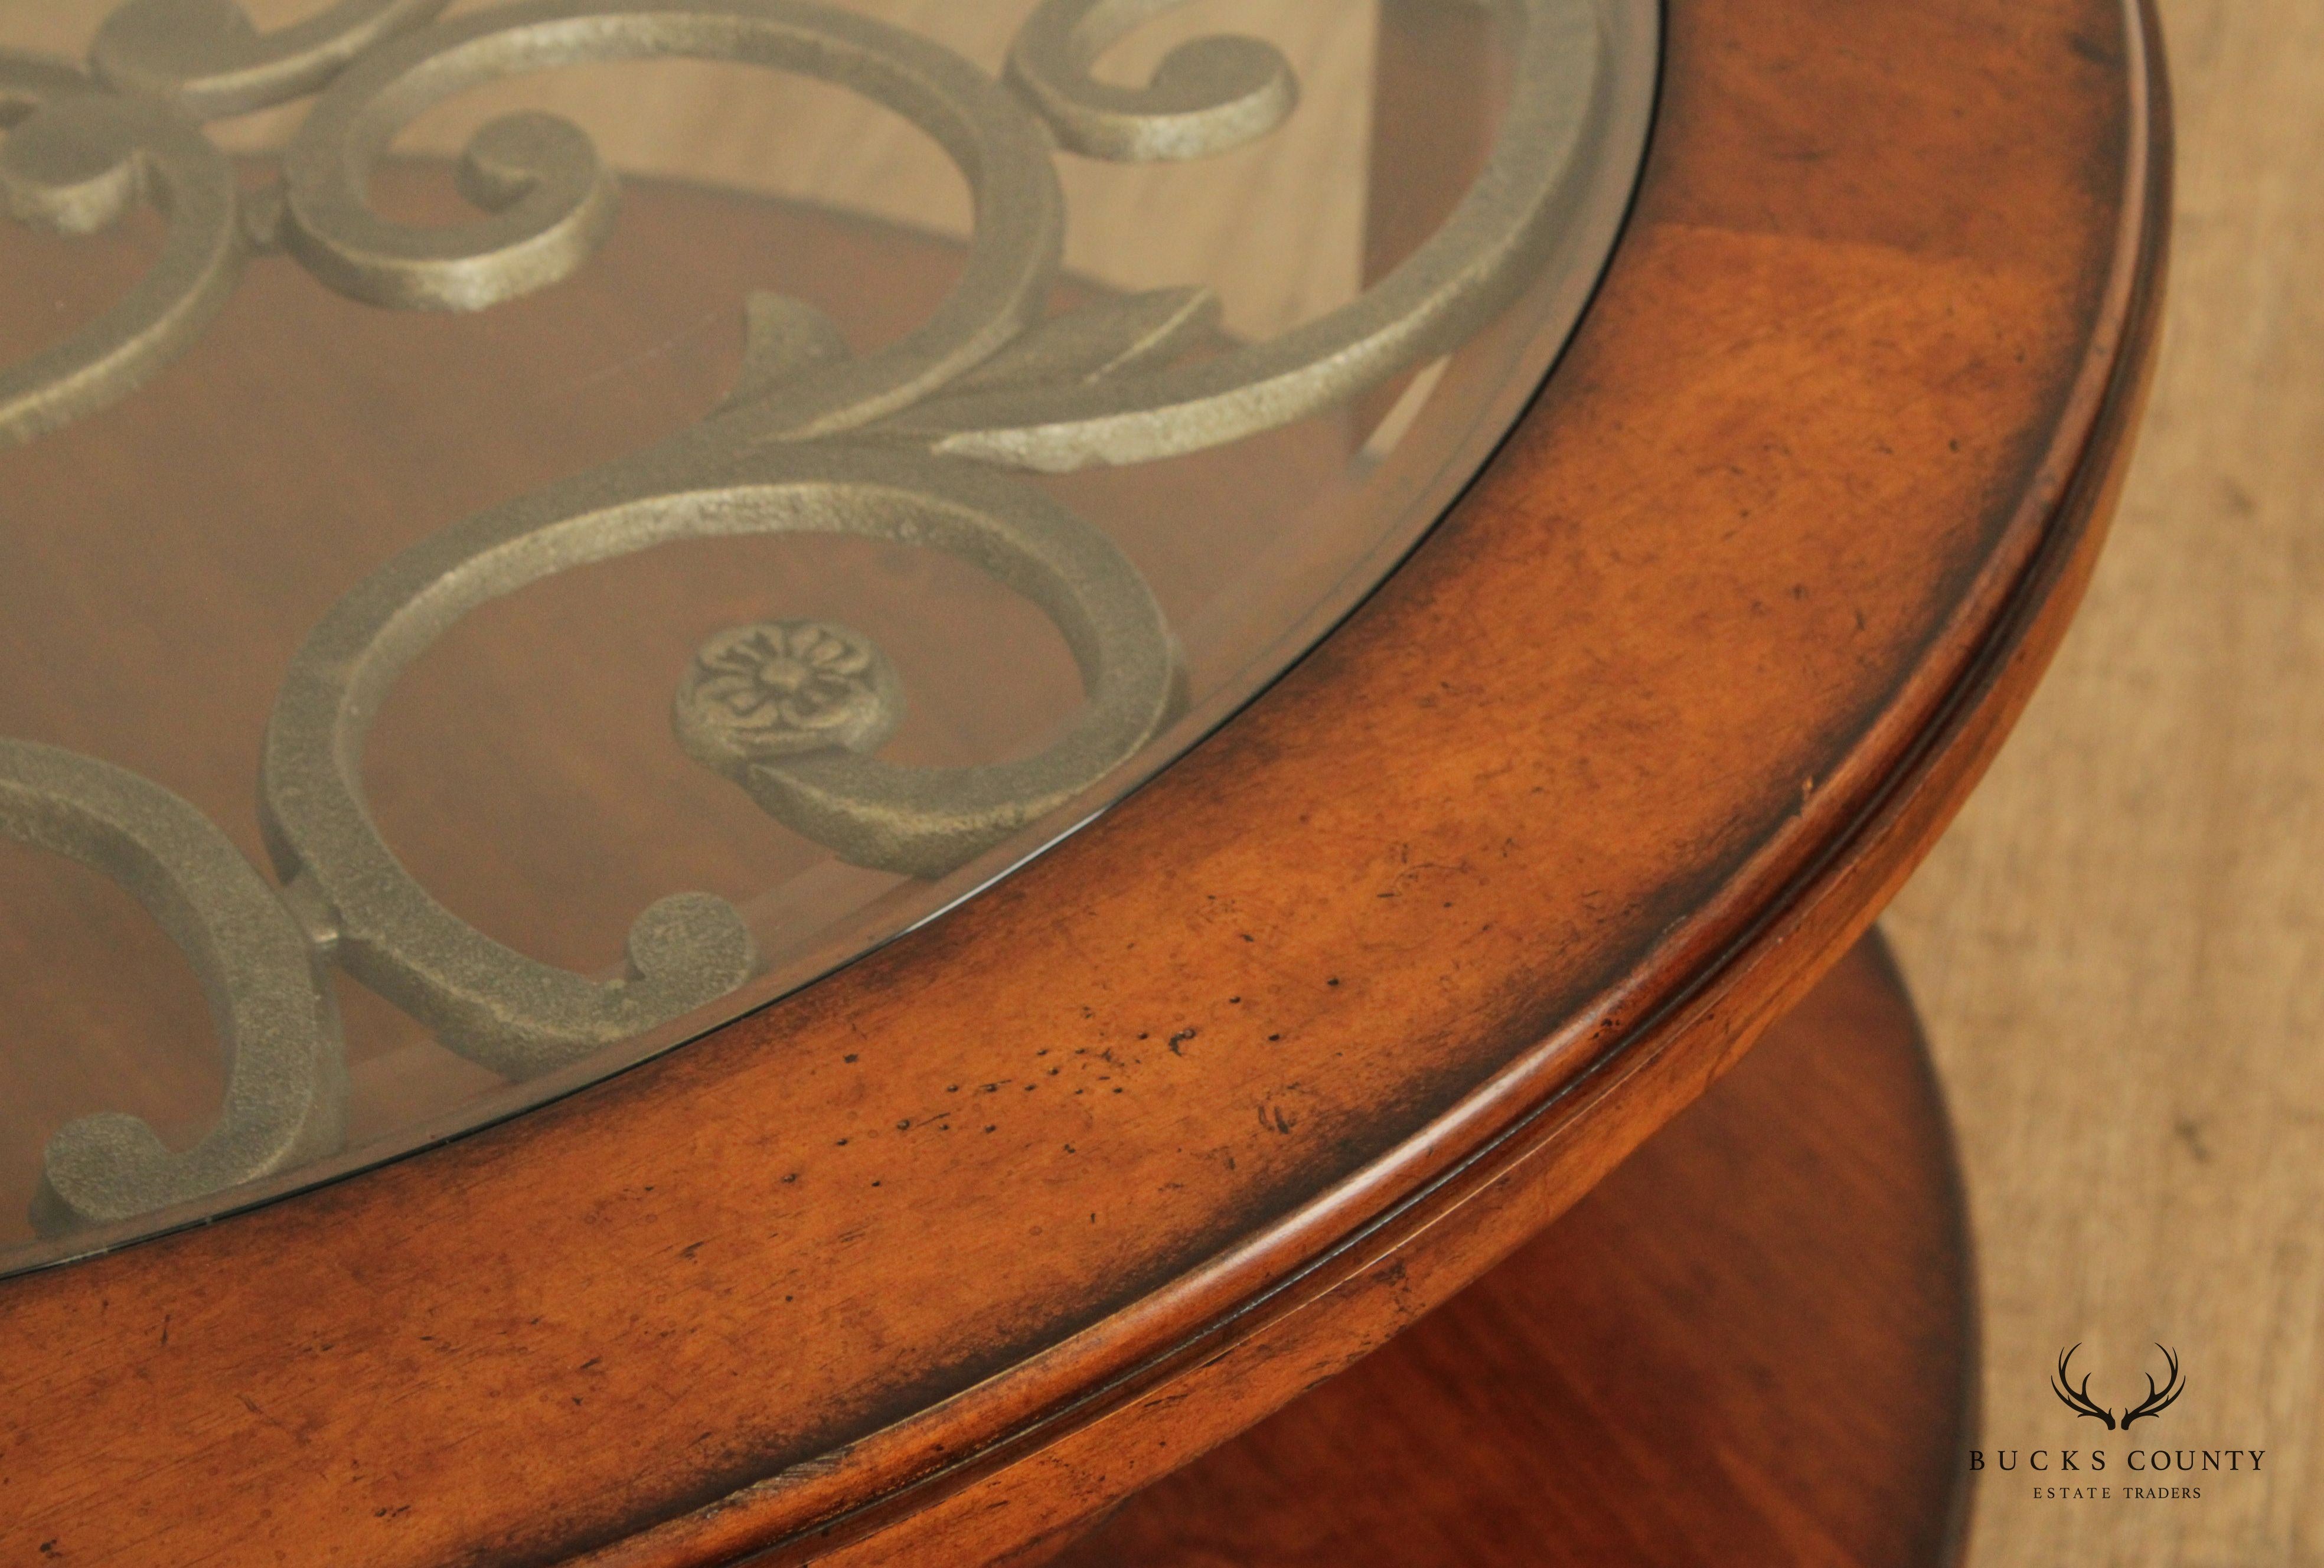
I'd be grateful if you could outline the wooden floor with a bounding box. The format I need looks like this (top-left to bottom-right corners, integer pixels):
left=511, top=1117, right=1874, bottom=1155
left=1884, top=1, right=2324, bottom=1561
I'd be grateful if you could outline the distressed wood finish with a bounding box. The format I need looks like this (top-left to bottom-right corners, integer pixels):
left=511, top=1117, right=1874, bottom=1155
left=0, top=0, right=2166, bottom=1564
left=1059, top=932, right=1974, bottom=1568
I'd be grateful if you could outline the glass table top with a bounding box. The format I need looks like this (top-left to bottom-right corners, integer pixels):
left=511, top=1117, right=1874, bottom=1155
left=0, top=0, right=1655, bottom=1274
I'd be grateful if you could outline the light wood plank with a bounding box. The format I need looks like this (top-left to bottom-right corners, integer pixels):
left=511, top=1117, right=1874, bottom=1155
left=1886, top=1, right=2324, bottom=1559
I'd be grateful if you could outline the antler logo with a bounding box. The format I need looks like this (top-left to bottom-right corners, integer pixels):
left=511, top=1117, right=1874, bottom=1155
left=2051, top=1343, right=2185, bottom=1430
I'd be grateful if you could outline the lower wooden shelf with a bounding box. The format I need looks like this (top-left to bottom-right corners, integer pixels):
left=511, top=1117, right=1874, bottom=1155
left=1053, top=932, right=1974, bottom=1568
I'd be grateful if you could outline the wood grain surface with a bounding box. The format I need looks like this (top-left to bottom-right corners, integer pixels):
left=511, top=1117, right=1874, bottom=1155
left=1884, top=0, right=2324, bottom=1560
left=1055, top=930, right=1976, bottom=1568
left=0, top=1, right=2165, bottom=1564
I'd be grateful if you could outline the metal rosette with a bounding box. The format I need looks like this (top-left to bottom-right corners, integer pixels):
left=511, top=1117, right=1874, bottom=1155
left=259, top=444, right=1174, bottom=1080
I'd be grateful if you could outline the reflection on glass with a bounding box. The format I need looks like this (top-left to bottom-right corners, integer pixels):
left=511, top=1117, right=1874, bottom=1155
left=0, top=0, right=1655, bottom=1272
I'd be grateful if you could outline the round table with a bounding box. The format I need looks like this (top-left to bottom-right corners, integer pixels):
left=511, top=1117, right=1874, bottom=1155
left=0, top=0, right=2165, bottom=1562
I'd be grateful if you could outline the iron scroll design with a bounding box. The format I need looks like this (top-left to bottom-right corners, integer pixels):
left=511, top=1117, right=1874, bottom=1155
left=0, top=0, right=1616, bottom=1230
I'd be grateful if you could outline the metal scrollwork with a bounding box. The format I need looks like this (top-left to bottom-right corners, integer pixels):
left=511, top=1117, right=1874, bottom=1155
left=0, top=743, right=345, bottom=1236
left=276, top=0, right=1067, bottom=370
left=1006, top=0, right=1300, bottom=162
left=0, top=53, right=242, bottom=445
left=903, top=0, right=1611, bottom=471
left=258, top=445, right=1169, bottom=1077
left=0, top=0, right=1630, bottom=1230
left=92, top=0, right=453, bottom=119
